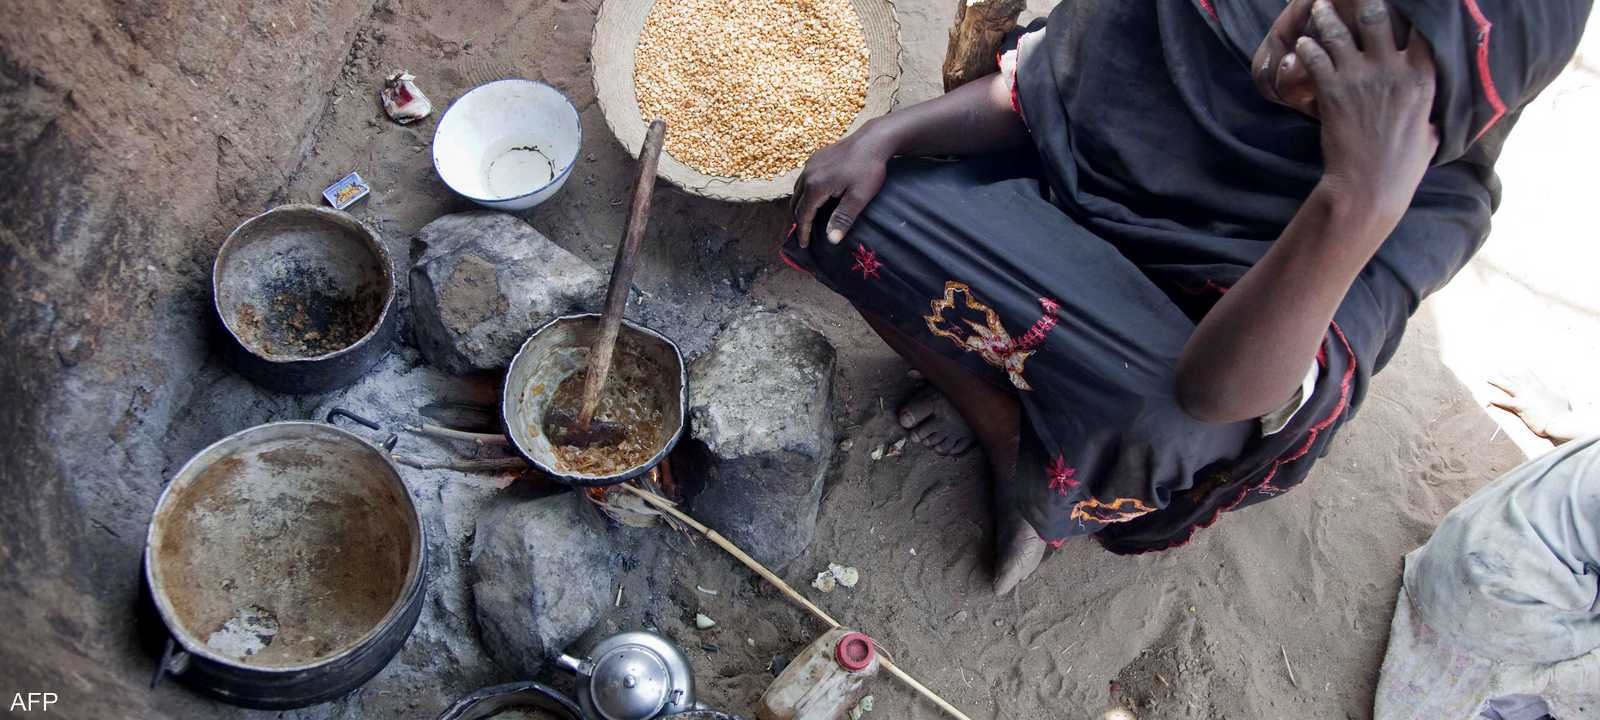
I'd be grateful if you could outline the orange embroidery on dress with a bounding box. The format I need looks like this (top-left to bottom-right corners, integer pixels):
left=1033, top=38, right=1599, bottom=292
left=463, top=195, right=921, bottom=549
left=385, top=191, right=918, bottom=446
left=923, top=282, right=1059, bottom=391
left=1069, top=496, right=1156, bottom=524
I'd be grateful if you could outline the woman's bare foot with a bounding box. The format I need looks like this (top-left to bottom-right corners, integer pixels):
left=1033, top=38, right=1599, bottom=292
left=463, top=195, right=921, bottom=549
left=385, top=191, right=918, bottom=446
left=993, top=509, right=1047, bottom=595
left=898, top=385, right=976, bottom=456
left=855, top=312, right=1036, bottom=592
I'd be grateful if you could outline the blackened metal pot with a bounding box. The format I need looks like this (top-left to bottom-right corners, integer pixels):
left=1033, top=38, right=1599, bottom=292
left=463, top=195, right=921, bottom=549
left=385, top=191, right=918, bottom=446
left=436, top=682, right=744, bottom=720
left=213, top=205, right=397, bottom=394
left=437, top=682, right=583, bottom=720
left=501, top=314, right=687, bottom=487
left=143, top=410, right=425, bottom=709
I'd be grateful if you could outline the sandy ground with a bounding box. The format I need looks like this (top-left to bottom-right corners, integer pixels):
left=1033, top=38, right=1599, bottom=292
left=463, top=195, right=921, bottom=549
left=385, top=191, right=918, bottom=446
left=2, top=0, right=1597, bottom=718
left=701, top=7, right=1600, bottom=719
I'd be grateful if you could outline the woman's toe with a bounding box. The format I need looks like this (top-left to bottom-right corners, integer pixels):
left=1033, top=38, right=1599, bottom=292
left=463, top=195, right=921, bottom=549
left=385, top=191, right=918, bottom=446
left=943, top=435, right=975, bottom=456
left=897, top=384, right=943, bottom=429
left=896, top=385, right=976, bottom=457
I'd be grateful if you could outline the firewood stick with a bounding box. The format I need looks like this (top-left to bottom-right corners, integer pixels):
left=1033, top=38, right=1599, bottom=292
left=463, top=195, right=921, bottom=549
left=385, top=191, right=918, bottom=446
left=404, top=423, right=510, bottom=447
left=619, top=484, right=974, bottom=720
left=392, top=454, right=525, bottom=471
left=620, top=484, right=840, bottom=626
left=881, top=661, right=971, bottom=720
left=942, top=0, right=1026, bottom=92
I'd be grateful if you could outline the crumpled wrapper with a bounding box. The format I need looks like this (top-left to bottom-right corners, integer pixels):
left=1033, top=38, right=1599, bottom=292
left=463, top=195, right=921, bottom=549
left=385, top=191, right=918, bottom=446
left=381, top=70, right=432, bottom=124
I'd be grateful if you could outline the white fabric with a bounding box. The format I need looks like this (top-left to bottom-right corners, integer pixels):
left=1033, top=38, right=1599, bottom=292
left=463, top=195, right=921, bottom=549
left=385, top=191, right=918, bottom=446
left=1259, top=360, right=1320, bottom=436
left=1479, top=694, right=1551, bottom=720
left=1374, top=436, right=1600, bottom=720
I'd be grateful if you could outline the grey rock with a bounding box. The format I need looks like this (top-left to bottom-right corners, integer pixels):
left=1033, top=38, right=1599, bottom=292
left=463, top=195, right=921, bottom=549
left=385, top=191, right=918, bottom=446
left=301, top=348, right=511, bottom=717
left=686, top=310, right=836, bottom=567
left=411, top=211, right=602, bottom=374
left=470, top=490, right=618, bottom=677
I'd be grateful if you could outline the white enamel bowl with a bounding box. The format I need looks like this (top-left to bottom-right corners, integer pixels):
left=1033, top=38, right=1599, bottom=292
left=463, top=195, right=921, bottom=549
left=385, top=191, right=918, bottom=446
left=432, top=79, right=582, bottom=211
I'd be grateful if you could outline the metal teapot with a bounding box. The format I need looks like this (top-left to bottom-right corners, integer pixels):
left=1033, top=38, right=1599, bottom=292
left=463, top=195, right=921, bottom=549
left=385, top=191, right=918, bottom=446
left=556, top=631, right=701, bottom=720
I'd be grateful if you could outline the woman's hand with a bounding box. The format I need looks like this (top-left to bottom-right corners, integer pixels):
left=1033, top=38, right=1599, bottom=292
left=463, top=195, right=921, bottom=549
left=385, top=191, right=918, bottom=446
left=1297, top=0, right=1438, bottom=222
left=791, top=122, right=895, bottom=248
left=1488, top=374, right=1592, bottom=445
left=789, top=69, right=1031, bottom=247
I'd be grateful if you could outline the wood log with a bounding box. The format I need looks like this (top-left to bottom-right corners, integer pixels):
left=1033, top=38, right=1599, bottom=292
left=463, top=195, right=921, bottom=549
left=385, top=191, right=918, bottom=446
left=942, top=0, right=1027, bottom=93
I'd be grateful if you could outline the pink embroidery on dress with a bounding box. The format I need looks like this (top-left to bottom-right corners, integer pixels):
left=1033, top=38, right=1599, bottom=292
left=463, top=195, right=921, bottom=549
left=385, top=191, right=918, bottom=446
left=1015, top=298, right=1060, bottom=352
left=1047, top=454, right=1078, bottom=496
left=851, top=244, right=883, bottom=280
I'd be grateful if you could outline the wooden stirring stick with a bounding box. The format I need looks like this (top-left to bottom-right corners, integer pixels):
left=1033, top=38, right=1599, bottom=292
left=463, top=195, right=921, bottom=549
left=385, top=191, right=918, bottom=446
left=570, top=119, right=668, bottom=442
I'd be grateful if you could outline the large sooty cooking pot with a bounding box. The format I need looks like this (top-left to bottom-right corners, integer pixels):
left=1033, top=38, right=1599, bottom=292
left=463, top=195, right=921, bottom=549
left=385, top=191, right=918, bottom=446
left=143, top=410, right=426, bottom=709
left=213, top=205, right=398, bottom=394
left=502, top=313, right=687, bottom=487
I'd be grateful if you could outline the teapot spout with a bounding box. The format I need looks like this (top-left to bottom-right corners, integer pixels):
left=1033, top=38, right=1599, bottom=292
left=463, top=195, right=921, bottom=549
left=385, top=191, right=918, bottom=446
left=555, top=653, right=592, bottom=677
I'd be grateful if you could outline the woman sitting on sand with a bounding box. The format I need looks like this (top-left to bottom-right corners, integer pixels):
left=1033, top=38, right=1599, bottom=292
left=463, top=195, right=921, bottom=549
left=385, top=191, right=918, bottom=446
left=783, top=0, right=1591, bottom=593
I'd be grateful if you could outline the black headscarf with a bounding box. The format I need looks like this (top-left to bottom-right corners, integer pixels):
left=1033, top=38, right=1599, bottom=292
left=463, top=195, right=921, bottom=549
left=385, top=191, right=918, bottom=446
left=1211, top=0, right=1593, bottom=167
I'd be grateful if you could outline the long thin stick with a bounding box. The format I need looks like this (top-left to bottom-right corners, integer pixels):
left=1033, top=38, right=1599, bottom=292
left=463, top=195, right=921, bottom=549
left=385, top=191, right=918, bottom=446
left=620, top=484, right=973, bottom=720
left=404, top=423, right=509, bottom=447
left=620, top=485, right=840, bottom=626
left=881, top=662, right=970, bottom=720
left=392, top=454, right=525, bottom=471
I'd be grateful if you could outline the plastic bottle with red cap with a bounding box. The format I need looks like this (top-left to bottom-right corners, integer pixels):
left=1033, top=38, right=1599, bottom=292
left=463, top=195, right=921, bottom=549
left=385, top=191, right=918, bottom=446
left=755, top=627, right=881, bottom=720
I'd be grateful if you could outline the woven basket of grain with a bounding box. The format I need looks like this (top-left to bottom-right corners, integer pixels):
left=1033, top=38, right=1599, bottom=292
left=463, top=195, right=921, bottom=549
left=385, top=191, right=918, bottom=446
left=592, top=0, right=903, bottom=202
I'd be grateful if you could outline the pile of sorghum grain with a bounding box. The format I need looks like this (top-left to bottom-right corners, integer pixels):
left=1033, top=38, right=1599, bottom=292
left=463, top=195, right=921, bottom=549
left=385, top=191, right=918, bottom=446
left=633, top=0, right=869, bottom=180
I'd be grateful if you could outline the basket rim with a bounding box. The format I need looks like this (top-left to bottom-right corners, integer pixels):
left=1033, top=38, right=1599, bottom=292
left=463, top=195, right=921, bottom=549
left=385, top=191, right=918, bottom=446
left=590, top=0, right=905, bottom=202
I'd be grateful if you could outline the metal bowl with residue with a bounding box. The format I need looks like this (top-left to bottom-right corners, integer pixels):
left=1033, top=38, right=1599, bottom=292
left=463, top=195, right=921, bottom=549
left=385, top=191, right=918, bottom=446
left=501, top=314, right=687, bottom=486
left=213, top=204, right=396, bottom=393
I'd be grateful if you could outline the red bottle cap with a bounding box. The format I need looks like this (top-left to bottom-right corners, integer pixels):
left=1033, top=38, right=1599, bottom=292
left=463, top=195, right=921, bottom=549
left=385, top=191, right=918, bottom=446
left=834, top=631, right=875, bottom=672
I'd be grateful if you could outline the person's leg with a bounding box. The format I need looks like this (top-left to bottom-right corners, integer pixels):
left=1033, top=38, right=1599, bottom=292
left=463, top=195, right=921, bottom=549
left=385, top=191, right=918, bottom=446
left=784, top=152, right=1248, bottom=586
left=858, top=310, right=1047, bottom=594
left=859, top=311, right=1016, bottom=469
left=864, top=313, right=1016, bottom=455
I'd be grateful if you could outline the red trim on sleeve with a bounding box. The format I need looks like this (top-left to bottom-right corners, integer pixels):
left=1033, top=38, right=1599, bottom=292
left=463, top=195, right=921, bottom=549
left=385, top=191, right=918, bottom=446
left=999, top=45, right=1025, bottom=120
left=1116, top=320, right=1357, bottom=553
left=1460, top=0, right=1508, bottom=142
left=778, top=224, right=814, bottom=275
left=1085, top=277, right=1360, bottom=554
left=1196, top=0, right=1219, bottom=21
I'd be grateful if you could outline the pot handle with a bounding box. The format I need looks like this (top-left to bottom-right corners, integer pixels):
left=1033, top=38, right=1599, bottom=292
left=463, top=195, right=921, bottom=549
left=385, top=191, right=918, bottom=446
left=327, top=407, right=400, bottom=452
left=149, top=636, right=190, bottom=689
